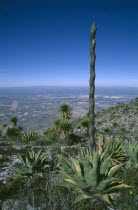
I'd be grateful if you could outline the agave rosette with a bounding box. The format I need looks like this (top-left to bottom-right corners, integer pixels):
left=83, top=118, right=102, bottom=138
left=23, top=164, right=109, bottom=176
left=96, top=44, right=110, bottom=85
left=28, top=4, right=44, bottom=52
left=13, top=149, right=50, bottom=177
left=59, top=147, right=131, bottom=205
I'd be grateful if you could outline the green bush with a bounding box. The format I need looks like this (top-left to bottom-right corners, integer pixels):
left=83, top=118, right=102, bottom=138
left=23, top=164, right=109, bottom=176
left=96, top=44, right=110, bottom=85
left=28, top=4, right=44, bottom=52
left=67, top=133, right=82, bottom=145
left=4, top=126, right=22, bottom=140
left=112, top=121, right=118, bottom=127
left=96, top=121, right=102, bottom=126
left=76, top=125, right=81, bottom=129
left=121, top=126, right=126, bottom=131
left=103, top=127, right=110, bottom=133
left=33, top=136, right=58, bottom=146
left=43, top=127, right=59, bottom=141
left=81, top=117, right=89, bottom=130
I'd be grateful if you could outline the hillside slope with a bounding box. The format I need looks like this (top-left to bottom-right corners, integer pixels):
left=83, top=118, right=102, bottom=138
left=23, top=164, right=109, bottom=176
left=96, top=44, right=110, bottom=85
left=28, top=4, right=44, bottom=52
left=95, top=97, right=138, bottom=142
left=74, top=97, right=138, bottom=143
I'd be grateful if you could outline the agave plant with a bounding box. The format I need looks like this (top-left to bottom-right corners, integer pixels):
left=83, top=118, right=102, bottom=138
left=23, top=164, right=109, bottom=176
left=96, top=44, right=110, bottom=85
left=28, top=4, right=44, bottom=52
left=12, top=149, right=50, bottom=177
left=125, top=142, right=138, bottom=170
left=22, top=131, right=38, bottom=143
left=59, top=147, right=130, bottom=206
left=103, top=138, right=126, bottom=164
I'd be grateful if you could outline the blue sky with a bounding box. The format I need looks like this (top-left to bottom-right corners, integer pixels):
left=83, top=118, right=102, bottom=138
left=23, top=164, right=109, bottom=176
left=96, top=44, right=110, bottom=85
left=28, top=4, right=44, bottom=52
left=0, top=0, right=138, bottom=87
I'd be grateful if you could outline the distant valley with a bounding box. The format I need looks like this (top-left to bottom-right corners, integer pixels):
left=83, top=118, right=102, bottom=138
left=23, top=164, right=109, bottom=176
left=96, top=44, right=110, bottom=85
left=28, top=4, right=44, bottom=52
left=0, top=86, right=137, bottom=133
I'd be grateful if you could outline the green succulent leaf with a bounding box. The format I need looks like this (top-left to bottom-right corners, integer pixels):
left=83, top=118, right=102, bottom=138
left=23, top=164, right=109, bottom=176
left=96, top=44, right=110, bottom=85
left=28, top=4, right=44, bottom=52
left=103, top=183, right=132, bottom=194
left=18, top=154, right=26, bottom=166
left=35, top=149, right=42, bottom=161
left=99, top=194, right=112, bottom=204
left=25, top=157, right=33, bottom=168
left=100, top=154, right=111, bottom=175
left=29, top=150, right=34, bottom=159
left=108, top=164, right=123, bottom=178
left=70, top=157, right=82, bottom=177
left=74, top=193, right=92, bottom=204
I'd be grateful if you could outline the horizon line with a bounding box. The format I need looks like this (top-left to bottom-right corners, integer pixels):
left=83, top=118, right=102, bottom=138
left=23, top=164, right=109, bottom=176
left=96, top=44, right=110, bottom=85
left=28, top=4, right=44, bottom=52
left=0, top=85, right=138, bottom=88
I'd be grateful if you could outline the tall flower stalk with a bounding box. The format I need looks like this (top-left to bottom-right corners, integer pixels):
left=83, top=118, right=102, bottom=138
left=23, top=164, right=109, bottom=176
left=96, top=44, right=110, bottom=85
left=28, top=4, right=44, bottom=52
left=89, top=23, right=97, bottom=150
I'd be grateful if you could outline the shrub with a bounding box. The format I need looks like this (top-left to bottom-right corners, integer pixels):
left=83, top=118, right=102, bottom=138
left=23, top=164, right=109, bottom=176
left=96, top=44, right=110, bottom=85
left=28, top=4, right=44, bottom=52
left=96, top=121, right=102, bottom=126
left=43, top=127, right=59, bottom=141
left=81, top=117, right=89, bottom=130
left=112, top=121, right=118, bottom=127
left=103, top=127, right=110, bottom=133
left=67, top=133, right=82, bottom=145
left=10, top=116, right=18, bottom=127
left=33, top=136, right=58, bottom=146
left=76, top=125, right=81, bottom=129
left=121, top=126, right=126, bottom=131
left=4, top=126, right=22, bottom=140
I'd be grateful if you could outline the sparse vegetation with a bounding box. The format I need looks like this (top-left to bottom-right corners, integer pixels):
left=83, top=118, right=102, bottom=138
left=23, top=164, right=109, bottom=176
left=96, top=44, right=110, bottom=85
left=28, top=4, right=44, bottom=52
left=0, top=90, right=137, bottom=210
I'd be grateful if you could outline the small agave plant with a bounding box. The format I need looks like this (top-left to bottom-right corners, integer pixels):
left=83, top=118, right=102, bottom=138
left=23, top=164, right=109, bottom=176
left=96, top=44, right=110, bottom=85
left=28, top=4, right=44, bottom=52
left=22, top=131, right=38, bottom=143
left=12, top=149, right=50, bottom=177
left=59, top=147, right=131, bottom=207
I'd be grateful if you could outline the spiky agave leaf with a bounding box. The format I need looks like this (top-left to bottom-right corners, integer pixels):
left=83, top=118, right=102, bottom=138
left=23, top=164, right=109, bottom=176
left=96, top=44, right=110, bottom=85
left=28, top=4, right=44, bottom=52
left=74, top=194, right=92, bottom=204
left=12, top=165, right=32, bottom=175
left=25, top=157, right=33, bottom=168
left=28, top=149, right=35, bottom=159
left=34, top=149, right=42, bottom=161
